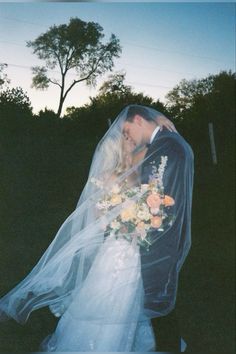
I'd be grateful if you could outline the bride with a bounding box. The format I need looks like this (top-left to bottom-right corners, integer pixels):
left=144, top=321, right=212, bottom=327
left=0, top=105, right=179, bottom=351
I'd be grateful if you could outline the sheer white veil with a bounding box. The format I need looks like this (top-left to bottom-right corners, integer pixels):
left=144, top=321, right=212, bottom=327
left=0, top=104, right=194, bottom=325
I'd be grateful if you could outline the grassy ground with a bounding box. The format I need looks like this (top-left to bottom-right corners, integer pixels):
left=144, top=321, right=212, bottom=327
left=0, top=130, right=234, bottom=353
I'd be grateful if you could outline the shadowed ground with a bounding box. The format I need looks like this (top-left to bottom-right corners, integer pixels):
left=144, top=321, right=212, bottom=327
left=0, top=130, right=234, bottom=353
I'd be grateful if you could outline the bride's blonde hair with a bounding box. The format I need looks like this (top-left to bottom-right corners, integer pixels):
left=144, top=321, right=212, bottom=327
left=99, top=135, right=130, bottom=177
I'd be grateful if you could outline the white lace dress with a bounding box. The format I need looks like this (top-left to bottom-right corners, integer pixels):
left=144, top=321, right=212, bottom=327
left=40, top=235, right=156, bottom=352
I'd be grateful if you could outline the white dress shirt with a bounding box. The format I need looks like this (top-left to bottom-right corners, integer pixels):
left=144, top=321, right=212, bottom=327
left=149, top=125, right=160, bottom=144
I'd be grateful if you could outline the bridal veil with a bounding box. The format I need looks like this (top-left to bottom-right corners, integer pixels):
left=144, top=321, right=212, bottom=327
left=0, top=104, right=194, bottom=325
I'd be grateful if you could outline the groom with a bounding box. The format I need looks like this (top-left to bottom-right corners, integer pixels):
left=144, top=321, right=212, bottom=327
left=123, top=105, right=194, bottom=352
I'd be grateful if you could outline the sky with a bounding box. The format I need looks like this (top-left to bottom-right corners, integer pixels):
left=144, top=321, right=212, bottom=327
left=0, top=2, right=235, bottom=114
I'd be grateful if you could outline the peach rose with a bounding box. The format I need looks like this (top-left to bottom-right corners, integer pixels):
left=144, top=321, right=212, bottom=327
left=120, top=206, right=136, bottom=222
left=163, top=195, right=175, bottom=206
left=110, top=194, right=122, bottom=206
left=146, top=193, right=162, bottom=209
left=150, top=216, right=162, bottom=228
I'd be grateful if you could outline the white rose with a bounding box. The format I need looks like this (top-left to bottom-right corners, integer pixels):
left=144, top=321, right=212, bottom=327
left=140, top=184, right=149, bottom=192
left=139, top=203, right=149, bottom=214
left=137, top=210, right=150, bottom=221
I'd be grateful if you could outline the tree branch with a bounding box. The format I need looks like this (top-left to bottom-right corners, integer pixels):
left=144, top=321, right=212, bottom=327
left=66, top=47, right=76, bottom=71
left=62, top=51, right=106, bottom=102
left=51, top=49, right=64, bottom=75
left=63, top=76, right=88, bottom=102
left=48, top=78, right=62, bottom=88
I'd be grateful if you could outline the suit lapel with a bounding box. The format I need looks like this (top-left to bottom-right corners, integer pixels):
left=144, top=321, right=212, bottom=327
left=141, top=128, right=163, bottom=182
left=144, top=127, right=162, bottom=159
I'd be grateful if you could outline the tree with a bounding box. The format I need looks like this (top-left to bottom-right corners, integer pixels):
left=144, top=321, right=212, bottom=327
left=89, top=72, right=167, bottom=114
left=37, top=108, right=59, bottom=122
left=165, top=75, right=215, bottom=121
left=27, top=17, right=122, bottom=118
left=0, top=86, right=33, bottom=134
left=164, top=70, right=235, bottom=167
left=98, top=71, right=132, bottom=96
left=165, top=70, right=235, bottom=122
left=0, top=63, right=10, bottom=89
left=0, top=86, right=32, bottom=113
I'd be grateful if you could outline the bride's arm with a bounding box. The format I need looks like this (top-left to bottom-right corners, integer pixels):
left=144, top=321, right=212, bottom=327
left=155, top=114, right=177, bottom=132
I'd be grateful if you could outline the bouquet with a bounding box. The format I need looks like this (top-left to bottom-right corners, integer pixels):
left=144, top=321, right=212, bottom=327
left=90, top=156, right=175, bottom=250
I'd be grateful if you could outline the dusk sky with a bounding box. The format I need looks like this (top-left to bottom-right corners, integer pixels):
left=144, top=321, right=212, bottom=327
left=0, top=2, right=235, bottom=114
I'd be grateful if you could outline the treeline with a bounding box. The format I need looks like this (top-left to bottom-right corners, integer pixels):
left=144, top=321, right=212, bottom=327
left=0, top=70, right=235, bottom=177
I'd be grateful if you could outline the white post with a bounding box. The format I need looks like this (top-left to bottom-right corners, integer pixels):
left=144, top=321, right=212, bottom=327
left=108, top=118, right=112, bottom=127
left=208, top=122, right=218, bottom=165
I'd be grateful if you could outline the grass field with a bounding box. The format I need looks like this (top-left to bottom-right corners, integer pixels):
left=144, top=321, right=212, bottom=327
left=0, top=130, right=234, bottom=353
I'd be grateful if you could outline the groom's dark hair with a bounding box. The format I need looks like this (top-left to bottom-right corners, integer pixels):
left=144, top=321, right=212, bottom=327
left=126, top=105, right=153, bottom=122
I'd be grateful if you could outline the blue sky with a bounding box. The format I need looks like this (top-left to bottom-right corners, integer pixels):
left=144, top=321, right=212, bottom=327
left=0, top=2, right=235, bottom=114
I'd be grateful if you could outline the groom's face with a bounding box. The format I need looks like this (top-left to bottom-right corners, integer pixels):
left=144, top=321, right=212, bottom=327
left=123, top=115, right=144, bottom=150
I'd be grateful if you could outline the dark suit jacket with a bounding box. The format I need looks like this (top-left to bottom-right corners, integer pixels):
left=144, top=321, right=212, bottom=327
left=140, top=127, right=194, bottom=319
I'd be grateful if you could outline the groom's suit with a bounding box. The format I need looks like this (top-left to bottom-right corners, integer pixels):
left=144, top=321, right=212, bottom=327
left=140, top=126, right=194, bottom=352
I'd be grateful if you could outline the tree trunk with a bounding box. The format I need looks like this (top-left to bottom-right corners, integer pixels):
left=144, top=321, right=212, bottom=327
left=57, top=96, right=64, bottom=118
left=57, top=74, right=65, bottom=118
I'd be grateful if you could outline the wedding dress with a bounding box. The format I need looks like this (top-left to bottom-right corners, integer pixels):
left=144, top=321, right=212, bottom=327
left=40, top=235, right=156, bottom=352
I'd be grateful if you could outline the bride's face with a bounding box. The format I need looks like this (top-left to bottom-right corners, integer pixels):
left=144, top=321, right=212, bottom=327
left=122, top=134, right=136, bottom=154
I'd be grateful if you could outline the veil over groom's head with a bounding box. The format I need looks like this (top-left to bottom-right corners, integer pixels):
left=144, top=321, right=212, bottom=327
left=122, top=104, right=159, bottom=150
left=126, top=105, right=155, bottom=122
